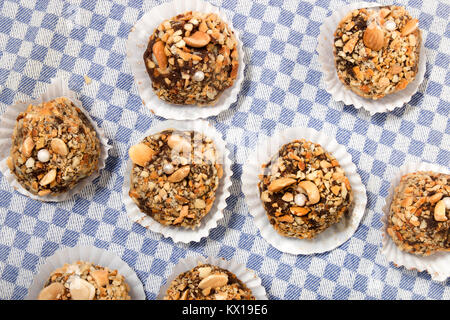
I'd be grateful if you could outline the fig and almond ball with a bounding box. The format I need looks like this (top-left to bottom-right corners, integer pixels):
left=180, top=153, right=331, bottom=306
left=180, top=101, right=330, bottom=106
left=164, top=263, right=255, bottom=300
left=143, top=11, right=239, bottom=105
left=333, top=5, right=421, bottom=99
left=258, top=139, right=354, bottom=239
left=37, top=261, right=131, bottom=300
left=128, top=129, right=223, bottom=228
left=7, top=97, right=101, bottom=196
left=387, top=171, right=449, bottom=256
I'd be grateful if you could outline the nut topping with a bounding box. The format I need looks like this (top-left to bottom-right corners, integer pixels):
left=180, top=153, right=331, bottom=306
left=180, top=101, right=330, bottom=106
left=22, top=136, right=35, bottom=158
left=401, top=18, right=418, bottom=36
left=434, top=200, right=447, bottom=222
left=298, top=181, right=320, bottom=204
left=363, top=23, right=384, bottom=51
left=39, top=169, right=57, bottom=186
left=51, top=138, right=68, bottom=156
left=69, top=278, right=96, bottom=300
left=183, top=31, right=211, bottom=48
left=268, top=177, right=296, bottom=192
left=152, top=41, right=168, bottom=70
left=168, top=165, right=190, bottom=182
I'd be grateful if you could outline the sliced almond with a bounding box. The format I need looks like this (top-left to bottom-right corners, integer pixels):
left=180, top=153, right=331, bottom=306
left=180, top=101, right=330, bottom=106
left=363, top=23, right=384, bottom=51
left=50, top=138, right=68, bottom=156
left=129, top=143, right=156, bottom=167
left=434, top=200, right=447, bottom=222
left=69, top=278, right=96, bottom=300
left=184, top=31, right=211, bottom=48
left=268, top=177, right=296, bottom=193
left=38, top=282, right=65, bottom=300
left=198, top=273, right=228, bottom=290
left=22, top=136, right=35, bottom=158
left=168, top=165, right=190, bottom=182
left=91, top=269, right=109, bottom=287
left=40, top=169, right=57, bottom=186
left=298, top=181, right=320, bottom=204
left=152, top=41, right=168, bottom=70
left=401, top=18, right=418, bottom=36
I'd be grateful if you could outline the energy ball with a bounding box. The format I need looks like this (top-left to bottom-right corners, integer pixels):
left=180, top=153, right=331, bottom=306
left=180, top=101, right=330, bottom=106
left=258, top=140, right=354, bottom=239
left=128, top=129, right=223, bottom=228
left=143, top=11, right=239, bottom=105
left=7, top=97, right=101, bottom=196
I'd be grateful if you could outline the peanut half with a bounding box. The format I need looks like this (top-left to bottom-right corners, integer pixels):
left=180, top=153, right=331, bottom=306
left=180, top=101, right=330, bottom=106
left=268, top=177, right=296, bottom=193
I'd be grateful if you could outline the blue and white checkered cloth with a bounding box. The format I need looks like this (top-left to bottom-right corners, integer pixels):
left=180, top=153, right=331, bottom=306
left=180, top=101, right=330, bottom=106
left=0, top=0, right=449, bottom=300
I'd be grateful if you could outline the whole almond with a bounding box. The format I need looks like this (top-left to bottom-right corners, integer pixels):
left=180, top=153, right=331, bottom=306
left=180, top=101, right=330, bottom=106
left=152, top=41, right=168, bottom=70
left=51, top=138, right=68, bottom=156
left=129, top=143, right=156, bottom=167
left=268, top=177, right=296, bottom=193
left=40, top=169, right=57, bottom=186
left=184, top=31, right=211, bottom=48
left=168, top=165, right=190, bottom=182
left=198, top=273, right=228, bottom=290
left=363, top=23, right=384, bottom=51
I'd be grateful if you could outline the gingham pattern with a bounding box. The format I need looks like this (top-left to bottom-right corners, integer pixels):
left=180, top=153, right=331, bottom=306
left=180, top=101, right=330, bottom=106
left=0, top=0, right=448, bottom=300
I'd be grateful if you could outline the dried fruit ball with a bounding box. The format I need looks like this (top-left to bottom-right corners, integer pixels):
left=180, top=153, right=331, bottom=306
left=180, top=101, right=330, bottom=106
left=333, top=5, right=421, bottom=99
left=143, top=11, right=239, bottom=106
left=8, top=97, right=101, bottom=196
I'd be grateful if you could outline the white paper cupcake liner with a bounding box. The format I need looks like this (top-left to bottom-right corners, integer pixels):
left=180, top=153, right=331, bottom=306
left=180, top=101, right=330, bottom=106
left=0, top=77, right=111, bottom=202
left=317, top=2, right=426, bottom=115
left=25, top=245, right=146, bottom=300
left=381, top=162, right=450, bottom=282
left=242, top=127, right=367, bottom=255
left=126, top=0, right=245, bottom=120
left=123, top=119, right=232, bottom=243
left=157, top=255, right=267, bottom=300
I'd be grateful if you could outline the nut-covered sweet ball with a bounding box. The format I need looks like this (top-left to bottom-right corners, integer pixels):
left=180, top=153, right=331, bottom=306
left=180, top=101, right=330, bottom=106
left=143, top=11, right=239, bottom=105
left=164, top=264, right=255, bottom=300
left=7, top=97, right=101, bottom=196
left=333, top=5, right=421, bottom=99
left=258, top=140, right=354, bottom=239
left=387, top=171, right=449, bottom=256
left=128, top=129, right=223, bottom=228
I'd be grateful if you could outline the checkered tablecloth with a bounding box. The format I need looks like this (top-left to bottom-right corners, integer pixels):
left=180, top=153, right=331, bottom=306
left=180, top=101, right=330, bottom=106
left=0, top=0, right=448, bottom=300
